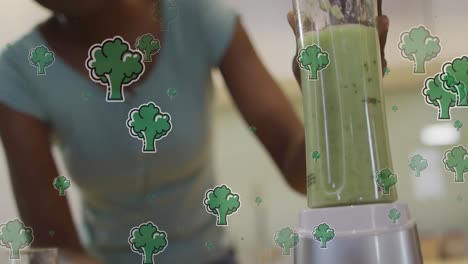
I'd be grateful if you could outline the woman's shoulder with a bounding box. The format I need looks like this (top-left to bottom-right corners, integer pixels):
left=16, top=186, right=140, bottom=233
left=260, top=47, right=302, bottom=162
left=0, top=26, right=44, bottom=71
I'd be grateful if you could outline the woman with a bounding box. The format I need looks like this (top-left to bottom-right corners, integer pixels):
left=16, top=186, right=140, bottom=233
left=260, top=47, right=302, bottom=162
left=0, top=0, right=389, bottom=263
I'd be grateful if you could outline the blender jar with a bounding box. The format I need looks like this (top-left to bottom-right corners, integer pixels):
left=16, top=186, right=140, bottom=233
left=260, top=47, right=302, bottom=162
left=293, top=0, right=397, bottom=208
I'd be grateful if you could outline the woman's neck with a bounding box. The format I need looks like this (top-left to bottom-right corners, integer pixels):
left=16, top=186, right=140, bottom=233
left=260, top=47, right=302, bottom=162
left=49, top=1, right=158, bottom=46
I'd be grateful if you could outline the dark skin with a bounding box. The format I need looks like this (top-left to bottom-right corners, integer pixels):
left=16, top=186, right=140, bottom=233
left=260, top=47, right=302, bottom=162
left=0, top=0, right=388, bottom=262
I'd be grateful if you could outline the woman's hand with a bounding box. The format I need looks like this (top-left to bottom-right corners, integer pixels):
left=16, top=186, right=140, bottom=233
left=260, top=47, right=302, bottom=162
left=287, top=12, right=390, bottom=84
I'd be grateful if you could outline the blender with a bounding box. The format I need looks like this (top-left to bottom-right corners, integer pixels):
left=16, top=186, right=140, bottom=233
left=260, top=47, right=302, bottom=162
left=292, top=0, right=423, bottom=263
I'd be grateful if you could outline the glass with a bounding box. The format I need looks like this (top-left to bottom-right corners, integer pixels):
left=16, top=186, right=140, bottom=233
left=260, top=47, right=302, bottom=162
left=0, top=248, right=58, bottom=264
left=293, top=0, right=397, bottom=208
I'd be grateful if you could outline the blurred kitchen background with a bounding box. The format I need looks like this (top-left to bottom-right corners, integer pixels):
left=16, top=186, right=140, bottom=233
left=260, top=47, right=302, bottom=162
left=0, top=0, right=467, bottom=263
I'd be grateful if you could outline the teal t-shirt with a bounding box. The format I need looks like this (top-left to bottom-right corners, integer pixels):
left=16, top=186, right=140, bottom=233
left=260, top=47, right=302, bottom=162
left=0, top=0, right=238, bottom=263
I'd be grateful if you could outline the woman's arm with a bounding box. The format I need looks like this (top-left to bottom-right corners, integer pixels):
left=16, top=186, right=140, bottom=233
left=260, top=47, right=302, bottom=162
left=220, top=19, right=307, bottom=194
left=0, top=104, right=84, bottom=250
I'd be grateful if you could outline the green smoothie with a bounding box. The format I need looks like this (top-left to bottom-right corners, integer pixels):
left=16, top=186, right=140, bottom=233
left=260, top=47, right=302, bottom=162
left=299, top=24, right=397, bottom=208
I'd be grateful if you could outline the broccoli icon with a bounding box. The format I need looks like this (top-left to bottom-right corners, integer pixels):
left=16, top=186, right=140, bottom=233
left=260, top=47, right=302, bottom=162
left=127, top=102, right=172, bottom=153
left=273, top=227, right=299, bottom=255
left=135, top=33, right=161, bottom=62
left=0, top=219, right=34, bottom=259
left=375, top=168, right=398, bottom=195
left=86, top=36, right=145, bottom=102
left=312, top=223, right=335, bottom=249
left=153, top=0, right=180, bottom=32
left=388, top=208, right=401, bottom=224
left=297, top=44, right=330, bottom=80
left=128, top=221, right=168, bottom=264
left=398, top=26, right=441, bottom=74
left=443, top=145, right=468, bottom=183
left=28, top=45, right=55, bottom=75
left=454, top=120, right=463, bottom=131
left=167, top=88, right=177, bottom=100
left=53, top=175, right=71, bottom=196
left=311, top=151, right=321, bottom=162
left=441, top=56, right=468, bottom=106
left=422, top=74, right=457, bottom=120
left=203, top=184, right=241, bottom=226
left=408, top=154, right=428, bottom=177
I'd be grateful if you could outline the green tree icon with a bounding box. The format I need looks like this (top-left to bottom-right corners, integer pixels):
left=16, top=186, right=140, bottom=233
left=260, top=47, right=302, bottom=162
left=86, top=36, right=145, bottom=102
left=274, top=227, right=299, bottom=255
left=441, top=56, right=468, bottom=106
left=454, top=120, right=463, bottom=131
left=398, top=26, right=441, bottom=74
left=153, top=0, right=180, bottom=32
left=422, top=74, right=457, bottom=120
left=255, top=196, right=262, bottom=206
left=167, top=88, right=177, bottom=99
left=129, top=221, right=168, bottom=264
left=376, top=168, right=398, bottom=195
left=388, top=208, right=401, bottom=224
left=297, top=44, right=330, bottom=80
left=127, top=102, right=172, bottom=153
left=311, top=151, right=320, bottom=162
left=0, top=219, right=34, bottom=259
left=205, top=241, right=214, bottom=250
left=53, top=175, right=71, bottom=196
left=408, top=154, right=428, bottom=177
left=384, top=66, right=391, bottom=76
left=312, top=223, right=335, bottom=249
left=443, top=145, right=468, bottom=183
left=203, top=185, right=241, bottom=226
left=135, top=33, right=161, bottom=62
left=28, top=45, right=55, bottom=75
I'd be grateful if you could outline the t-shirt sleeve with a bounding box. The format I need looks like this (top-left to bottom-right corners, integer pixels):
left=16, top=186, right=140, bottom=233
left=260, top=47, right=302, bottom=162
left=0, top=47, right=48, bottom=121
left=196, top=0, right=239, bottom=67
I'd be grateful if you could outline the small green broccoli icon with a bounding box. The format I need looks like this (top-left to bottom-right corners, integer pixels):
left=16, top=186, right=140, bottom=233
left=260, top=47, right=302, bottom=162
left=441, top=56, right=468, bottom=106
left=203, top=184, right=241, bottom=226
left=274, top=227, right=299, bottom=255
left=408, top=154, right=428, bottom=177
left=422, top=74, right=457, bottom=120
left=255, top=196, right=262, bottom=206
left=86, top=36, right=145, bottom=102
left=376, top=168, right=398, bottom=195
left=28, top=45, right=55, bottom=75
left=454, top=120, right=463, bottom=131
left=392, top=105, right=398, bottom=112
left=311, top=151, right=320, bottom=162
left=384, top=66, right=391, bottom=76
left=398, top=26, right=441, bottom=74
left=388, top=208, right=401, bottom=224
left=153, top=0, right=179, bottom=32
left=127, top=102, right=172, bottom=153
left=129, top=221, right=168, bottom=264
left=312, top=223, right=335, bottom=249
left=205, top=241, right=214, bottom=250
left=136, top=33, right=161, bottom=62
left=53, top=175, right=71, bottom=196
left=0, top=219, right=34, bottom=259
left=249, top=126, right=257, bottom=133
left=443, top=145, right=468, bottom=183
left=297, top=44, right=330, bottom=80
left=167, top=88, right=177, bottom=99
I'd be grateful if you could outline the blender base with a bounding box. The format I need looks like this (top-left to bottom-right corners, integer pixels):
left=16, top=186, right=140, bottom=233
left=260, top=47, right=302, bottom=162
left=294, top=203, right=423, bottom=264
